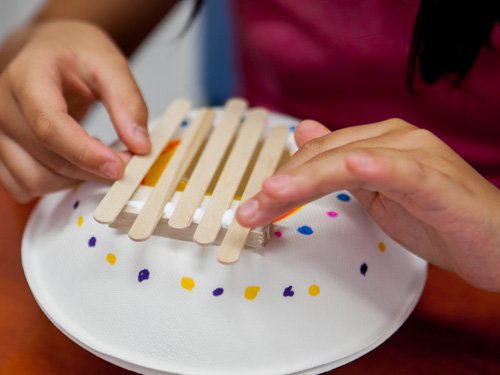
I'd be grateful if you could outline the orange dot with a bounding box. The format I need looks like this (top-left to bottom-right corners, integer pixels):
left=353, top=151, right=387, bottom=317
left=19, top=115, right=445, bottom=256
left=378, top=241, right=386, bottom=252
left=106, top=253, right=117, bottom=265
left=181, top=277, right=195, bottom=291
left=308, top=284, right=320, bottom=297
left=244, top=286, right=261, bottom=300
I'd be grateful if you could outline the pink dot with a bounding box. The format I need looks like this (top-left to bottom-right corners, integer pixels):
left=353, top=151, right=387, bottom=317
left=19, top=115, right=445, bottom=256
left=327, top=211, right=338, bottom=218
left=274, top=231, right=282, bottom=238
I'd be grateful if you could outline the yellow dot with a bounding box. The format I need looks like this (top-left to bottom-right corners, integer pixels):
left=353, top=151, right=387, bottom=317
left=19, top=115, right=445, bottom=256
left=106, top=253, right=117, bottom=265
left=181, top=277, right=195, bottom=291
left=378, top=241, right=386, bottom=252
left=244, top=286, right=261, bottom=300
left=77, top=215, right=84, bottom=227
left=308, top=284, right=320, bottom=297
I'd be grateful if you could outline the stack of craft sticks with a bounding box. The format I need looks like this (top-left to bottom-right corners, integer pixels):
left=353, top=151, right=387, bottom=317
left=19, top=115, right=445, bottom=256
left=94, top=98, right=290, bottom=263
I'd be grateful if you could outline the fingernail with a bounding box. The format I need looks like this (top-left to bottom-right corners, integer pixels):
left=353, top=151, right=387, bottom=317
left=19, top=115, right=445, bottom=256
left=237, top=199, right=259, bottom=221
left=100, top=160, right=121, bottom=179
left=265, top=174, right=290, bottom=191
left=134, top=126, right=150, bottom=146
left=348, top=153, right=375, bottom=170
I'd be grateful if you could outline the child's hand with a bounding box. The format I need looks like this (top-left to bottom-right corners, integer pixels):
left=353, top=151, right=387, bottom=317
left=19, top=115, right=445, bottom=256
left=236, top=118, right=500, bottom=291
left=0, top=20, right=151, bottom=202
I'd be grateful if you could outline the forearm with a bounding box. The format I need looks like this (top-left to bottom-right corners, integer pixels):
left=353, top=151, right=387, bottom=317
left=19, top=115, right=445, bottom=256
left=33, top=0, right=179, bottom=55
left=0, top=0, right=177, bottom=71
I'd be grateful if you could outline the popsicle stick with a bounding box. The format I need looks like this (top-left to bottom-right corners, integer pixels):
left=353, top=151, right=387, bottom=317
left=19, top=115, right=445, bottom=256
left=193, top=108, right=267, bottom=245
left=128, top=108, right=214, bottom=241
left=218, top=126, right=290, bottom=264
left=168, top=98, right=248, bottom=229
left=93, top=99, right=191, bottom=224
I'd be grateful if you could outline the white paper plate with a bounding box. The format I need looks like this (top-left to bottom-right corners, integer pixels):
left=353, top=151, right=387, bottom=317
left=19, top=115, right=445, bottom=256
left=22, top=111, right=426, bottom=375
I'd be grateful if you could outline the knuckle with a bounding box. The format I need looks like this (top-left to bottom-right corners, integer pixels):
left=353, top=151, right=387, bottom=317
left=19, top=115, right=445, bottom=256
left=299, top=138, right=329, bottom=157
left=384, top=118, right=415, bottom=130
left=410, top=128, right=437, bottom=143
left=19, top=169, right=47, bottom=197
left=31, top=112, right=54, bottom=143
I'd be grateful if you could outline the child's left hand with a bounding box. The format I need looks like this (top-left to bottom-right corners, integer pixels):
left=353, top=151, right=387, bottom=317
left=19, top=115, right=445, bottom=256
left=236, top=118, right=500, bottom=291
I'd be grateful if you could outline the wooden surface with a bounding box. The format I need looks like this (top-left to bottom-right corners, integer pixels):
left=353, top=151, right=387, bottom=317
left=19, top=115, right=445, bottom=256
left=1, top=187, right=499, bottom=374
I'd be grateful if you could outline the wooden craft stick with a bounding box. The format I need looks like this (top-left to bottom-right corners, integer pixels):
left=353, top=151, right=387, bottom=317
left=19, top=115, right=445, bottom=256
left=93, top=99, right=191, bottom=224
left=168, top=98, right=248, bottom=229
left=193, top=108, right=267, bottom=245
left=128, top=108, right=214, bottom=241
left=218, top=126, right=290, bottom=264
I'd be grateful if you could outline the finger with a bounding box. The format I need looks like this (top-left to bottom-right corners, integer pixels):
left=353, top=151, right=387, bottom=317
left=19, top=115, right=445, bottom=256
left=77, top=50, right=151, bottom=154
left=0, top=135, right=80, bottom=202
left=1, top=89, right=128, bottom=182
left=280, top=118, right=415, bottom=174
left=237, top=148, right=462, bottom=228
left=11, top=67, right=126, bottom=180
left=293, top=119, right=330, bottom=147
left=0, top=161, right=32, bottom=203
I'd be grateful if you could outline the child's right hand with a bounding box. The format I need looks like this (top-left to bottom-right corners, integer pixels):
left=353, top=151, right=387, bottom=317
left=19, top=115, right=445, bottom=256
left=0, top=20, right=151, bottom=202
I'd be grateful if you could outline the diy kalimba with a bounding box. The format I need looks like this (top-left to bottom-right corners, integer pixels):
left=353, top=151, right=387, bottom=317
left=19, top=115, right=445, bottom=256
left=93, top=98, right=290, bottom=263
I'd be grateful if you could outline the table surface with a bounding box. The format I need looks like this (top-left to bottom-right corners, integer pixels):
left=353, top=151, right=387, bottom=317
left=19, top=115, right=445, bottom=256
left=1, top=188, right=499, bottom=375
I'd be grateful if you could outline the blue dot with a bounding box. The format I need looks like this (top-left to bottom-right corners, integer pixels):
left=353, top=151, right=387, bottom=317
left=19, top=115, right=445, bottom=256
left=289, top=124, right=297, bottom=132
left=283, top=286, right=295, bottom=297
left=180, top=119, right=189, bottom=127
left=297, top=225, right=314, bottom=235
left=336, top=193, right=351, bottom=202
left=138, top=269, right=150, bottom=282
left=73, top=201, right=80, bottom=209
left=88, top=236, right=96, bottom=247
left=360, top=263, right=368, bottom=276
left=213, top=288, right=224, bottom=296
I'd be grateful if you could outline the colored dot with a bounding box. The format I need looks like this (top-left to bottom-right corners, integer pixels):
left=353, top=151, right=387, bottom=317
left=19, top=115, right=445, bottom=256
left=336, top=193, right=351, bottom=202
left=327, top=210, right=338, bottom=218
left=308, top=284, right=320, bottom=297
left=283, top=286, right=295, bottom=297
left=289, top=124, right=297, bottom=132
left=77, top=215, right=84, bottom=227
left=181, top=277, right=195, bottom=291
left=106, top=253, right=117, bottom=265
left=88, top=236, right=96, bottom=247
left=274, top=230, right=282, bottom=238
left=378, top=241, right=386, bottom=252
left=244, top=286, right=261, bottom=300
left=180, top=119, right=189, bottom=127
left=213, top=288, right=224, bottom=297
left=360, top=263, right=368, bottom=276
left=73, top=201, right=80, bottom=209
left=138, top=269, right=150, bottom=282
left=297, top=225, right=314, bottom=235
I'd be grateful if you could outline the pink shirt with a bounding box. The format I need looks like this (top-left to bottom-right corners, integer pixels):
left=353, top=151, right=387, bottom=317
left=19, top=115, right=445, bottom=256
left=232, top=0, right=500, bottom=186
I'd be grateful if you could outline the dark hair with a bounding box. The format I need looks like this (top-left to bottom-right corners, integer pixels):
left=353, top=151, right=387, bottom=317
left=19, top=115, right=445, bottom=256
left=192, top=1, right=500, bottom=92
left=407, top=0, right=500, bottom=92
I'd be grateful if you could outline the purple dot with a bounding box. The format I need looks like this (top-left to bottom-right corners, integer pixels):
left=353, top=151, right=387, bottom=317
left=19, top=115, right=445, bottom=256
left=213, top=288, right=224, bottom=296
left=88, top=236, right=96, bottom=247
left=138, top=269, right=150, bottom=282
left=297, top=225, right=314, bottom=235
left=336, top=193, right=351, bottom=202
left=360, top=263, right=368, bottom=276
left=73, top=201, right=80, bottom=209
left=283, top=286, right=295, bottom=297
left=327, top=210, right=338, bottom=218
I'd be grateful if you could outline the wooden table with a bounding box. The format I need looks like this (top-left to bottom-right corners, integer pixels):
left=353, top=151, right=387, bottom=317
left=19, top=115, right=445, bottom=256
left=1, top=187, right=499, bottom=374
